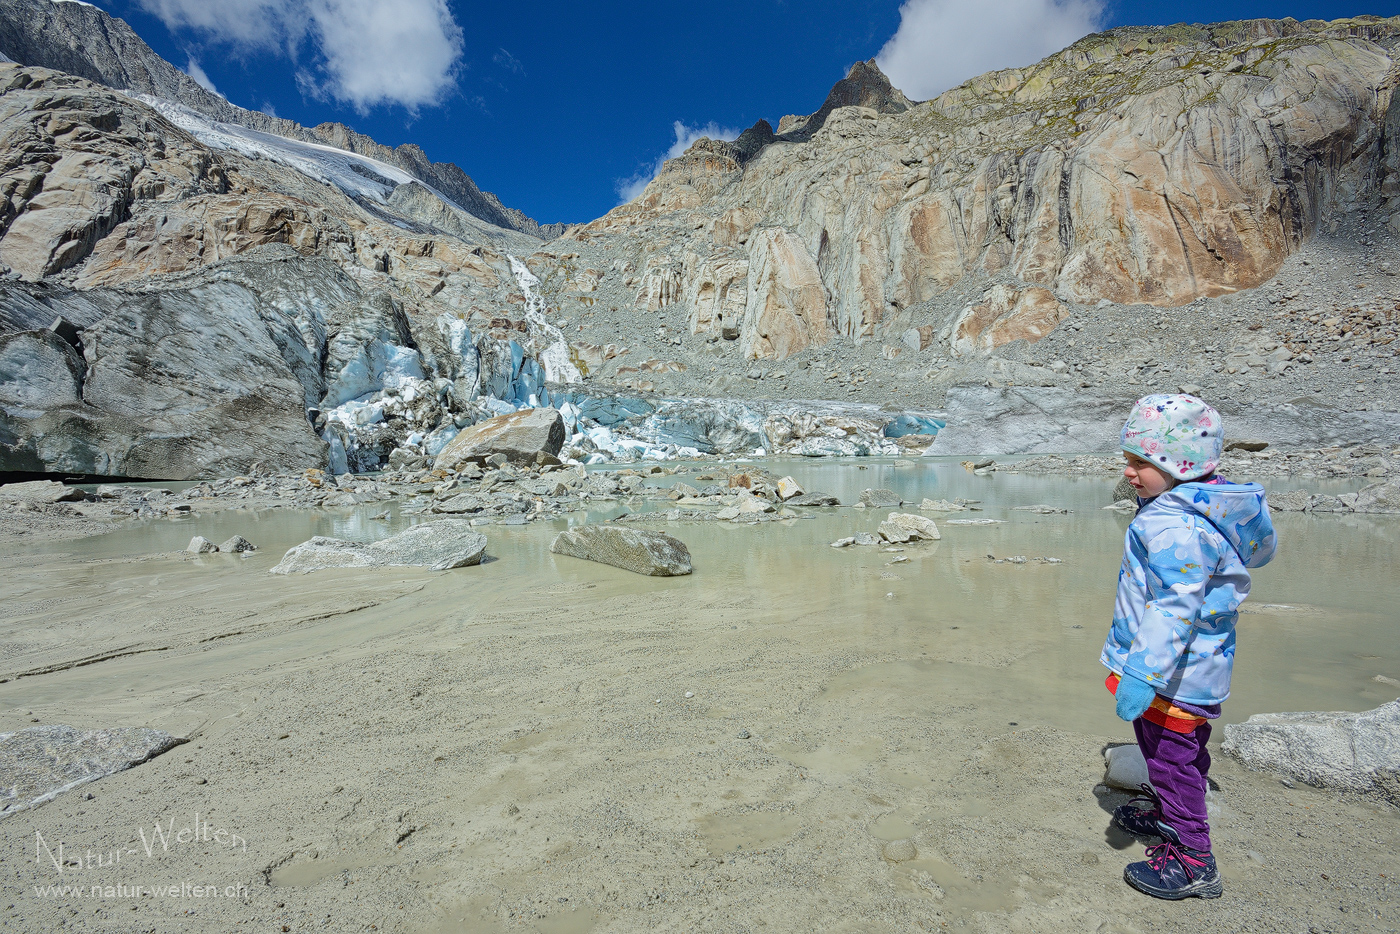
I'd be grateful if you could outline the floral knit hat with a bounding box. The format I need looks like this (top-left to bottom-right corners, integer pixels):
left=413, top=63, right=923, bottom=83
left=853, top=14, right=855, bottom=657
left=1120, top=394, right=1223, bottom=481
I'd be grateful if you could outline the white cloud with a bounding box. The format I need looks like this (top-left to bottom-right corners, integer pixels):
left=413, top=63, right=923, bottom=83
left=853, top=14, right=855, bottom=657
left=183, top=57, right=219, bottom=95
left=615, top=121, right=741, bottom=204
left=136, top=0, right=463, bottom=112
left=875, top=0, right=1105, bottom=101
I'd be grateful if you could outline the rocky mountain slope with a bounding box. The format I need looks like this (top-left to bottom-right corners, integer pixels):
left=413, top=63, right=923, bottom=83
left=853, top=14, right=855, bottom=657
left=1, top=6, right=1399, bottom=479
left=0, top=0, right=564, bottom=239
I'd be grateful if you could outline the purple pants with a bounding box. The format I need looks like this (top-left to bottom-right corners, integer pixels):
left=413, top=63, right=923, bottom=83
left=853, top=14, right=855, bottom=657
left=1133, top=717, right=1213, bottom=851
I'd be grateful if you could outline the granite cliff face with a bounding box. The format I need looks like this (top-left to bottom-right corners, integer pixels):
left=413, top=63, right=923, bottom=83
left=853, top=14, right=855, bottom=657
left=554, top=19, right=1400, bottom=357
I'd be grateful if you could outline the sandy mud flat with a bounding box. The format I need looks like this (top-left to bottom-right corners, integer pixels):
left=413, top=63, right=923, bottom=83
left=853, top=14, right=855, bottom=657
left=0, top=460, right=1397, bottom=933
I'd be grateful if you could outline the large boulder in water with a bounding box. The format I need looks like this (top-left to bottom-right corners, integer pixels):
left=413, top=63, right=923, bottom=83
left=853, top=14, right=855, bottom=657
left=878, top=512, right=941, bottom=543
left=435, top=408, right=565, bottom=471
left=550, top=525, right=692, bottom=576
left=0, top=725, right=184, bottom=819
left=1222, top=700, right=1400, bottom=804
left=271, top=519, right=487, bottom=574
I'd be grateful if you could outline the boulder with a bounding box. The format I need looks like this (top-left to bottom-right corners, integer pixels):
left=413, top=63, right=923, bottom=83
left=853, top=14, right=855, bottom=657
left=434, top=408, right=566, bottom=471
left=784, top=492, right=840, bottom=506
left=0, top=479, right=85, bottom=505
left=1111, top=476, right=1137, bottom=504
left=1268, top=489, right=1314, bottom=512
left=920, top=498, right=967, bottom=512
left=549, top=525, right=692, bottom=576
left=187, top=536, right=218, bottom=554
left=218, top=535, right=257, bottom=554
left=1351, top=478, right=1400, bottom=514
left=0, top=725, right=184, bottom=819
left=270, top=520, right=487, bottom=574
left=859, top=488, right=900, bottom=507
left=878, top=512, right=941, bottom=543
left=775, top=476, right=805, bottom=501
left=1222, top=700, right=1400, bottom=804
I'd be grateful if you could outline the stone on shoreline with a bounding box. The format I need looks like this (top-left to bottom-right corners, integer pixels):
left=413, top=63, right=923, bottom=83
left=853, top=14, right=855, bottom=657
left=1222, top=700, right=1399, bottom=804
left=0, top=725, right=185, bottom=820
left=219, top=535, right=257, bottom=554
left=270, top=520, right=487, bottom=574
left=434, top=408, right=566, bottom=471
left=878, top=513, right=941, bottom=543
left=187, top=536, right=218, bottom=554
left=0, top=480, right=85, bottom=505
left=550, top=525, right=692, bottom=576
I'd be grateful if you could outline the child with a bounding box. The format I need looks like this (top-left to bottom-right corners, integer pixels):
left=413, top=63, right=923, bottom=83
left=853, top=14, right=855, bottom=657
left=1102, top=394, right=1276, bottom=900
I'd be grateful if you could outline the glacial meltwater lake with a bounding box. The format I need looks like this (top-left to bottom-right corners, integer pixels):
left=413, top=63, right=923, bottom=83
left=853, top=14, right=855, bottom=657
left=4, top=458, right=1394, bottom=729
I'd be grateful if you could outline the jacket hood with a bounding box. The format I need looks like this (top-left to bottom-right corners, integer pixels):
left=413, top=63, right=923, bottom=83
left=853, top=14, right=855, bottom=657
left=1152, top=481, right=1277, bottom=568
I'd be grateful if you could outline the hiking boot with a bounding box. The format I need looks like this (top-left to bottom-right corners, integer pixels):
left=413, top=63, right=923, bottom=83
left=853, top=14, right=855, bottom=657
left=1112, top=784, right=1167, bottom=839
left=1123, top=823, right=1222, bottom=900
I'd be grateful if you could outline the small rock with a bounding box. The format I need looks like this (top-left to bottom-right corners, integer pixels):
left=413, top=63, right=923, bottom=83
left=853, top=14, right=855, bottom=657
left=1014, top=504, right=1069, bottom=515
left=1374, top=674, right=1400, bottom=687
left=1104, top=744, right=1151, bottom=791
left=852, top=532, right=880, bottom=547
left=830, top=537, right=856, bottom=548
left=736, top=729, right=751, bottom=740
left=1226, top=440, right=1269, bottom=452
left=684, top=691, right=694, bottom=698
left=715, top=507, right=741, bottom=520
left=920, top=498, right=967, bottom=512
left=218, top=535, right=256, bottom=554
left=882, top=839, right=918, bottom=862
left=187, top=536, right=218, bottom=554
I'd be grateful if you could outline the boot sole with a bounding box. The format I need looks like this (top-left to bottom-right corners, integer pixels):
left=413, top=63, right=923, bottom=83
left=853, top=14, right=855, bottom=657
left=1123, top=868, right=1223, bottom=900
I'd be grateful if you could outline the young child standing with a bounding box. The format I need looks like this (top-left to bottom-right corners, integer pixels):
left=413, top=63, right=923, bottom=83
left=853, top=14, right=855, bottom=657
left=1102, top=394, right=1276, bottom=900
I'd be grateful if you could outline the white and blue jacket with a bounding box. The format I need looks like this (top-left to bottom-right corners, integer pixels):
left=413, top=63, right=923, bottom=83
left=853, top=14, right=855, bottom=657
left=1101, top=480, right=1276, bottom=706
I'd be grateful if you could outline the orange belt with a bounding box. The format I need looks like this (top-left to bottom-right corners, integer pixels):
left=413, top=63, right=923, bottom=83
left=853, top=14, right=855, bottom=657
left=1105, top=673, right=1208, bottom=734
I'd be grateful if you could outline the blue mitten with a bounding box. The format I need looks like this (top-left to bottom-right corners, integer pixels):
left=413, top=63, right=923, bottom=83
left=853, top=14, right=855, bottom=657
left=1115, top=673, right=1157, bottom=722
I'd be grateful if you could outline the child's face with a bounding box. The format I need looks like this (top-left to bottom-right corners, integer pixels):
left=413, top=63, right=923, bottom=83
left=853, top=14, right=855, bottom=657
left=1122, top=452, right=1176, bottom=499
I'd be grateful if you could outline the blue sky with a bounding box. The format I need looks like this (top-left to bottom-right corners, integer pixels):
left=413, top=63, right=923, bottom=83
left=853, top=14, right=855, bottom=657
left=101, top=1, right=1400, bottom=226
